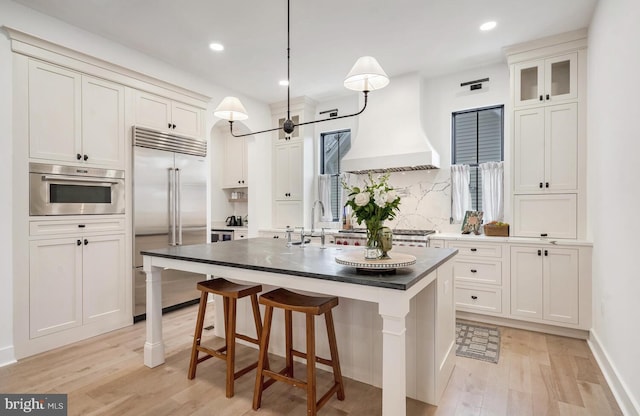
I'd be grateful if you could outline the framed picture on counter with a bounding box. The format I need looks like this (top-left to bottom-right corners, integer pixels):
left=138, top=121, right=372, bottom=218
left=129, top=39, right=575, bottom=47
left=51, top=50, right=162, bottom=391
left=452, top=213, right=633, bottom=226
left=461, top=210, right=483, bottom=235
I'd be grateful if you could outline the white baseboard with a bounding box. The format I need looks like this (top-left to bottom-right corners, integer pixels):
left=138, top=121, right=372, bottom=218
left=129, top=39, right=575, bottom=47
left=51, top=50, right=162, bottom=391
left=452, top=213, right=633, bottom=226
left=0, top=344, right=17, bottom=368
left=456, top=311, right=589, bottom=339
left=588, top=331, right=640, bottom=416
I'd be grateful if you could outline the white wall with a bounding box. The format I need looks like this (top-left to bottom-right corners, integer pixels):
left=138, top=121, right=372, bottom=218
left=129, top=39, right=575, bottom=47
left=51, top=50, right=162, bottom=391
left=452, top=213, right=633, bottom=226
left=587, top=0, right=640, bottom=413
left=0, top=0, right=270, bottom=363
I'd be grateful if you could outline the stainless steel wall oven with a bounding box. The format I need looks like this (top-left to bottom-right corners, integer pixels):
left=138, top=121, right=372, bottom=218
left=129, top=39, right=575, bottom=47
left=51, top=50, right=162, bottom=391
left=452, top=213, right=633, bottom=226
left=29, top=163, right=125, bottom=216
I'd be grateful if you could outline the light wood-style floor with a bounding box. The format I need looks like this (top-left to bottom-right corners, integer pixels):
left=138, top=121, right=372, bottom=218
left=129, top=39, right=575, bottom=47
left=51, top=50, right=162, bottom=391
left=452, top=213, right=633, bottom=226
left=0, top=306, right=622, bottom=415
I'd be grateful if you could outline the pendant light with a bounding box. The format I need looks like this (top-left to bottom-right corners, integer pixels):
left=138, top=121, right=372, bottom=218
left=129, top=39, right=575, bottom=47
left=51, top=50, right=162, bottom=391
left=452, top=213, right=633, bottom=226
left=213, top=0, right=389, bottom=138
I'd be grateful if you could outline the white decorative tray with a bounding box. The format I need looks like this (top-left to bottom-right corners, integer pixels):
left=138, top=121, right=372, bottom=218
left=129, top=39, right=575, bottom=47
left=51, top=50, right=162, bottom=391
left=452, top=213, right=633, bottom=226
left=335, top=252, right=417, bottom=270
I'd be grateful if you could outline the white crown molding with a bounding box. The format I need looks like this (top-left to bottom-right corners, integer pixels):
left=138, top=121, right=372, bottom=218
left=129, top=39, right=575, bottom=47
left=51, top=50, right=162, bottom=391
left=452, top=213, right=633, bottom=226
left=3, top=26, right=211, bottom=108
left=504, top=28, right=589, bottom=64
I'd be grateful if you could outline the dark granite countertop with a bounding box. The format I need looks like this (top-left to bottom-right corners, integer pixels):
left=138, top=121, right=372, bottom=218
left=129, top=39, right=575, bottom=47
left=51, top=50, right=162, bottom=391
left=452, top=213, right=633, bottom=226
left=141, top=238, right=457, bottom=290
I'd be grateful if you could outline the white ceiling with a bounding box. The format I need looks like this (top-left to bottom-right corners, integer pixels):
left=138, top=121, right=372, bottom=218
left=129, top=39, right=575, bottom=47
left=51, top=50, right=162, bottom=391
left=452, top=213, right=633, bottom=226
left=14, top=0, right=598, bottom=104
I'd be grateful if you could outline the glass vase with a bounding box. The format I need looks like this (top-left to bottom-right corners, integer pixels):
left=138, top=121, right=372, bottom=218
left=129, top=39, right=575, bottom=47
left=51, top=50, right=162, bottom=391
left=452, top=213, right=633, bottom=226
left=364, top=220, right=382, bottom=260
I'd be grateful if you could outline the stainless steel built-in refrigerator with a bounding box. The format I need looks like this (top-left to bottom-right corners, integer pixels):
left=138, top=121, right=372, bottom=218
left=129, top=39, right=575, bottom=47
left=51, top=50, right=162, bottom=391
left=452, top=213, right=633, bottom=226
left=132, top=126, right=207, bottom=321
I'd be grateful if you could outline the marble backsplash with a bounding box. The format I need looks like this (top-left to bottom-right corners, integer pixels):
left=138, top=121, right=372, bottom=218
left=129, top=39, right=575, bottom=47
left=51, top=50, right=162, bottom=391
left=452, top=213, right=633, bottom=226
left=351, top=169, right=459, bottom=233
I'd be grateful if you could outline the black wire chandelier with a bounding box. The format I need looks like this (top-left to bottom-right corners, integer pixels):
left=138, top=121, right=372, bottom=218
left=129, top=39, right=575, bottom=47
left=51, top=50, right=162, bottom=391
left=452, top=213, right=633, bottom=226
left=213, top=0, right=390, bottom=138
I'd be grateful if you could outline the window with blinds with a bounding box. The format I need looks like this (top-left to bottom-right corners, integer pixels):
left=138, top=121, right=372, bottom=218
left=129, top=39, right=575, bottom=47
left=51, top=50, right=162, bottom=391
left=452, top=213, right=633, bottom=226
left=321, top=130, right=351, bottom=221
left=452, top=106, right=504, bottom=211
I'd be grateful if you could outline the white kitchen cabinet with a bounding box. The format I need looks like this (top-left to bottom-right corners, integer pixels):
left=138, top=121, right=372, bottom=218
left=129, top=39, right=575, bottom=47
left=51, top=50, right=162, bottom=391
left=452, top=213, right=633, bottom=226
left=82, top=234, right=127, bottom=324
left=134, top=90, right=204, bottom=138
left=514, top=103, right=577, bottom=193
left=274, top=142, right=303, bottom=201
left=514, top=52, right=577, bottom=108
left=29, top=228, right=127, bottom=338
left=513, top=194, right=577, bottom=239
left=222, top=135, right=248, bottom=188
left=29, top=237, right=83, bottom=338
left=273, top=200, right=303, bottom=229
left=511, top=246, right=579, bottom=325
left=28, top=59, right=81, bottom=165
left=81, top=76, right=126, bottom=168
left=28, top=60, right=125, bottom=168
left=445, top=240, right=509, bottom=318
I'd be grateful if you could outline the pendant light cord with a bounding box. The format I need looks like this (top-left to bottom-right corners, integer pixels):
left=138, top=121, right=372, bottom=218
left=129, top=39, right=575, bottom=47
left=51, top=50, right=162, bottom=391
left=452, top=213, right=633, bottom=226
left=286, top=0, right=291, bottom=121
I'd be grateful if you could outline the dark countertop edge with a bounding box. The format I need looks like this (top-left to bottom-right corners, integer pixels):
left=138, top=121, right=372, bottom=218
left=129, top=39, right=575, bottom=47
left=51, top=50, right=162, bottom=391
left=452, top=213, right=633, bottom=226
left=141, top=248, right=458, bottom=291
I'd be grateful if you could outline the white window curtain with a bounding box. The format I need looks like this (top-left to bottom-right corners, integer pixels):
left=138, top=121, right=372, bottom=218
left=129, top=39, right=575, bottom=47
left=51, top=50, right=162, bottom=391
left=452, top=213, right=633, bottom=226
left=479, top=161, right=504, bottom=223
left=317, top=174, right=334, bottom=221
left=451, top=164, right=472, bottom=222
left=339, top=172, right=356, bottom=220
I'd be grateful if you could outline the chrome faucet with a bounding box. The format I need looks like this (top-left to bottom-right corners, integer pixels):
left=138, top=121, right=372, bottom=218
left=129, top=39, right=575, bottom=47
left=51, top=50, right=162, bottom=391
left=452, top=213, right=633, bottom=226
left=295, top=226, right=306, bottom=247
left=311, top=200, right=325, bottom=234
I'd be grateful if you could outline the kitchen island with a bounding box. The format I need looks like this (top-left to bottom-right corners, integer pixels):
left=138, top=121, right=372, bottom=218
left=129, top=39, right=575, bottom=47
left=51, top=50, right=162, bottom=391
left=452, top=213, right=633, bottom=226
left=142, top=238, right=457, bottom=415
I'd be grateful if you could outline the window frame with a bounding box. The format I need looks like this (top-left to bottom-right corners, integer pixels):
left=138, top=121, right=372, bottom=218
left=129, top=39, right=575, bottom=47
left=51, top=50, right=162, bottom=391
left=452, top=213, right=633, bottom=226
left=320, top=129, right=351, bottom=222
left=451, top=105, right=504, bottom=211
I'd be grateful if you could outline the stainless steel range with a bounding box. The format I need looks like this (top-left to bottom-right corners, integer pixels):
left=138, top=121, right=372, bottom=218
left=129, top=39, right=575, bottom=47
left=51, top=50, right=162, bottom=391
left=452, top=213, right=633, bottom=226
left=334, top=229, right=435, bottom=248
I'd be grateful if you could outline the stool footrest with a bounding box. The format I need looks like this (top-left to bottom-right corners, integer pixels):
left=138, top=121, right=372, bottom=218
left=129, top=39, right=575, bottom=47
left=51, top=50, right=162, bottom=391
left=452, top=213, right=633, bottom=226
left=233, top=361, right=259, bottom=380
left=291, top=349, right=333, bottom=367
left=317, top=383, right=343, bottom=410
left=263, top=368, right=307, bottom=389
left=236, top=334, right=260, bottom=345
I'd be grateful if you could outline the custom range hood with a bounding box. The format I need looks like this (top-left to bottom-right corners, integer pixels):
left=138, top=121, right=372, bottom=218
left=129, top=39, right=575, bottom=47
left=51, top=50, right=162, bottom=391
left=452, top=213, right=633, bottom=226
left=341, top=73, right=440, bottom=173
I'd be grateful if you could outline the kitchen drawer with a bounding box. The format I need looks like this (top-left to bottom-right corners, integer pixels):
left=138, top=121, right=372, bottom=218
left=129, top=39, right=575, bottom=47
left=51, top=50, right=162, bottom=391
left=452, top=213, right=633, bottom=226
left=453, top=259, right=502, bottom=285
left=30, top=218, right=125, bottom=237
left=446, top=241, right=502, bottom=258
left=455, top=285, right=502, bottom=313
left=429, top=238, right=444, bottom=248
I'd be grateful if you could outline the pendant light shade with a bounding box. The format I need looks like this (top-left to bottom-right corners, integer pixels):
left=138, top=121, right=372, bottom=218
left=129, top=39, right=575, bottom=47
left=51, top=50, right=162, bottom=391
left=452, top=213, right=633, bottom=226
left=214, top=96, right=249, bottom=121
left=344, top=56, right=390, bottom=92
left=213, top=0, right=389, bottom=138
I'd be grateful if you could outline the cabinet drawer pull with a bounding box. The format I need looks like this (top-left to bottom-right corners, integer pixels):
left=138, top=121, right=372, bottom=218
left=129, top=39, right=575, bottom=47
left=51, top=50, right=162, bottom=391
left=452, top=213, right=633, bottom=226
left=471, top=295, right=478, bottom=300
left=540, top=233, right=548, bottom=237
left=78, top=224, right=85, bottom=228
left=470, top=248, right=477, bottom=252
left=470, top=269, right=477, bottom=273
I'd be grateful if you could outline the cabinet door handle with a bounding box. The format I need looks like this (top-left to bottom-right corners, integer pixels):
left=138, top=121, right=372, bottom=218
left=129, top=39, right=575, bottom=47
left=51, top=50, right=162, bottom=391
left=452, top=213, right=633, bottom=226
left=471, top=295, right=478, bottom=300
left=83, top=154, right=89, bottom=161
left=84, top=239, right=88, bottom=245
left=538, top=249, right=542, bottom=256
left=546, top=94, right=550, bottom=100
left=470, top=248, right=477, bottom=252
left=544, top=250, right=548, bottom=256
left=545, top=182, right=549, bottom=188
left=172, top=124, right=177, bottom=129
left=539, top=182, right=543, bottom=188
left=77, top=239, right=82, bottom=246
left=539, top=95, right=544, bottom=101
left=168, top=123, right=172, bottom=129
left=470, top=269, right=477, bottom=273
left=76, top=153, right=82, bottom=160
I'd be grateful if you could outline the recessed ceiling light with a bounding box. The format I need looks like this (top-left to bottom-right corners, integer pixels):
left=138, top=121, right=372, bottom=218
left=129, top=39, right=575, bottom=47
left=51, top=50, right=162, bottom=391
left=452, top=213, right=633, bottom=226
left=209, top=43, right=224, bottom=52
left=480, top=21, right=497, bottom=31
left=279, top=80, right=289, bottom=86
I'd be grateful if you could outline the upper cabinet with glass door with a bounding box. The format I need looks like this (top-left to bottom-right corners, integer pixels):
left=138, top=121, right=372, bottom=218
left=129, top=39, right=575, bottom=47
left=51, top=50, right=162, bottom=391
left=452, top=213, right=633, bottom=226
left=514, top=52, right=577, bottom=108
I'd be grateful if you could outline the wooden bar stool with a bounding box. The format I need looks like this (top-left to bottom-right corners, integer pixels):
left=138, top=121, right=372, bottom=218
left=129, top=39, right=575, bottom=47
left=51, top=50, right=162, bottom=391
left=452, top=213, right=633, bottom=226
left=188, top=278, right=263, bottom=398
left=253, top=288, right=345, bottom=415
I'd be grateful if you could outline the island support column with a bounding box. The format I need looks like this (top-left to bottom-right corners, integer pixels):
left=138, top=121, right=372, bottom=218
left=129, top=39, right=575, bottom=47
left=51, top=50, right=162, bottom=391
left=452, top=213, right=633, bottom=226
left=143, top=258, right=165, bottom=368
left=379, top=293, right=411, bottom=416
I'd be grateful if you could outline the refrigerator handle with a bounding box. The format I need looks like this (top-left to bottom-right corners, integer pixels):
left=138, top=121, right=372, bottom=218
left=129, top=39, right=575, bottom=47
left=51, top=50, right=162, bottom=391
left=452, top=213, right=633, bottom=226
left=176, top=168, right=182, bottom=245
left=168, top=167, right=176, bottom=246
